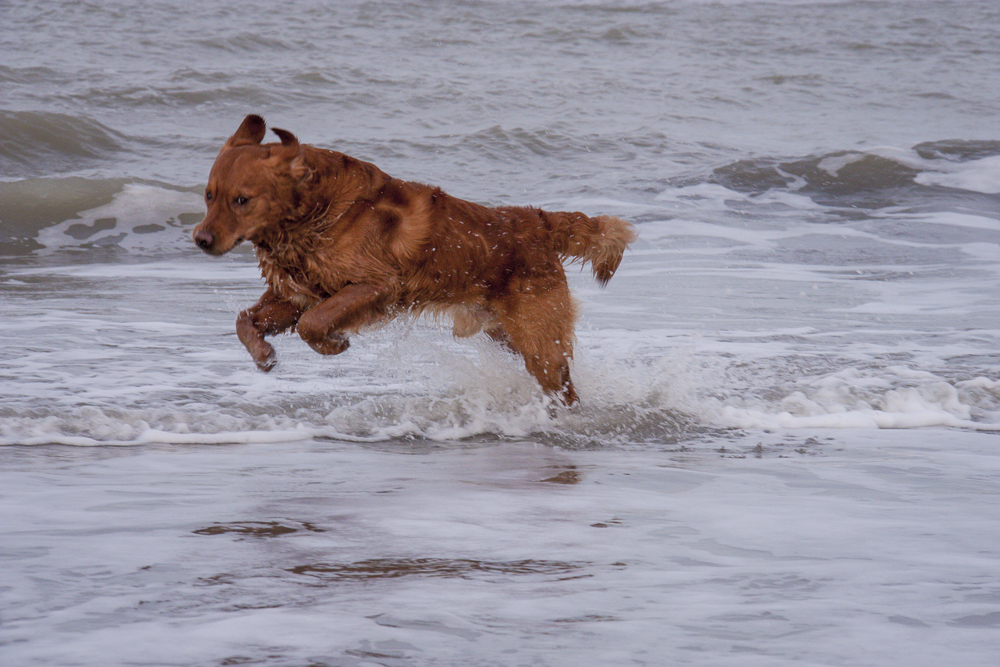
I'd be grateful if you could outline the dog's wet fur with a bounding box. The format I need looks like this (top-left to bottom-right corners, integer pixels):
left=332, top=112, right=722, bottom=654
left=192, top=115, right=635, bottom=405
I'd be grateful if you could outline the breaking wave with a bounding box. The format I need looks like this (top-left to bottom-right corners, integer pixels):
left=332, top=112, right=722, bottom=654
left=0, top=110, right=126, bottom=177
left=0, top=177, right=204, bottom=257
left=708, top=140, right=1000, bottom=208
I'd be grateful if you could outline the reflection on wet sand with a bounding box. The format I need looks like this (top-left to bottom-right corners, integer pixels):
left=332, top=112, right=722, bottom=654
left=193, top=520, right=326, bottom=538
left=540, top=465, right=581, bottom=484
left=288, top=558, right=586, bottom=581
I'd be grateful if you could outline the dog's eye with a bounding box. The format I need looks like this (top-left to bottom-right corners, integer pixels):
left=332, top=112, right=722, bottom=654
left=205, top=191, right=213, bottom=202
left=235, top=196, right=250, bottom=206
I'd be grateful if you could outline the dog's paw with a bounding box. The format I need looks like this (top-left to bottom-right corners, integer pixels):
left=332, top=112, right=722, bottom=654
left=307, top=333, right=350, bottom=356
left=253, top=347, right=278, bottom=372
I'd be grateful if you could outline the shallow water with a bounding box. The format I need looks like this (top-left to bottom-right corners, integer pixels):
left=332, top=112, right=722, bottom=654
left=5, top=434, right=1000, bottom=666
left=2, top=0, right=1000, bottom=665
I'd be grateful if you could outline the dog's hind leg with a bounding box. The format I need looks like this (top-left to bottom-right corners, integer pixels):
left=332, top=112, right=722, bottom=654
left=484, top=322, right=519, bottom=354
left=237, top=289, right=303, bottom=371
left=296, top=283, right=384, bottom=356
left=492, top=281, right=579, bottom=406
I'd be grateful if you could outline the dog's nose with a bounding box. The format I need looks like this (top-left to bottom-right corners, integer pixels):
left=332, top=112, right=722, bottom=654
left=193, top=229, right=214, bottom=251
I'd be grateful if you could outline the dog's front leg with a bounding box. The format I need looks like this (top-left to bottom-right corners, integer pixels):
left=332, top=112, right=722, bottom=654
left=236, top=289, right=303, bottom=371
left=296, top=284, right=383, bottom=356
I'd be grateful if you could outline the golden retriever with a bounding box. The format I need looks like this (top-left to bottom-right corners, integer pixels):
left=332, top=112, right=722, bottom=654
left=192, top=115, right=635, bottom=405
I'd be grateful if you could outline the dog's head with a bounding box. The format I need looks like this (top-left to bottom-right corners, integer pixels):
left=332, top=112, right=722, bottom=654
left=192, top=115, right=304, bottom=255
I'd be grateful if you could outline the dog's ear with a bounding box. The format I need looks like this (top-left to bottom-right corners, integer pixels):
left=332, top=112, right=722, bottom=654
left=271, top=127, right=299, bottom=149
left=225, top=114, right=267, bottom=148
left=268, top=127, right=310, bottom=182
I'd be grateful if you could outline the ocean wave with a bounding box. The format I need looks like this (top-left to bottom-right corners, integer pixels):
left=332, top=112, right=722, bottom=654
left=0, top=110, right=125, bottom=177
left=50, top=80, right=294, bottom=118
left=0, top=178, right=204, bottom=257
left=190, top=32, right=298, bottom=55
left=0, top=64, right=68, bottom=86
left=715, top=367, right=1000, bottom=432
left=709, top=141, right=1000, bottom=206
left=452, top=125, right=588, bottom=161
left=914, top=139, right=1000, bottom=162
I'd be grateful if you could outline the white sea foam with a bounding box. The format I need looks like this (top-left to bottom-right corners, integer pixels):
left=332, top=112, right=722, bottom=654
left=913, top=155, right=1000, bottom=194
left=2, top=315, right=997, bottom=447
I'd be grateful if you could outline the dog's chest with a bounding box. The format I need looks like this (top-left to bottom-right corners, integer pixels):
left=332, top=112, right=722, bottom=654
left=256, top=244, right=327, bottom=307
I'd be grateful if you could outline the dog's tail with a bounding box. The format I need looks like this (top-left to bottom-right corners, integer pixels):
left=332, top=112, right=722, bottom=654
left=546, top=211, right=637, bottom=285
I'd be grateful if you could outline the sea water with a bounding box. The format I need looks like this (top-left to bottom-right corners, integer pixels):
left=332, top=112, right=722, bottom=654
left=2, top=1, right=1000, bottom=665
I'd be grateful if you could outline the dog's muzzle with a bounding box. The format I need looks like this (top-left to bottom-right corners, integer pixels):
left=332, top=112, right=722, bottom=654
left=193, top=229, right=215, bottom=252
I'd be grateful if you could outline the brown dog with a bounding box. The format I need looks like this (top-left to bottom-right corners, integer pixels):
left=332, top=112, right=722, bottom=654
left=192, top=115, right=635, bottom=405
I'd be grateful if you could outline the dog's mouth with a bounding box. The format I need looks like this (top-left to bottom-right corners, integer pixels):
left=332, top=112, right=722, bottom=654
left=193, top=233, right=240, bottom=256
left=207, top=237, right=245, bottom=256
